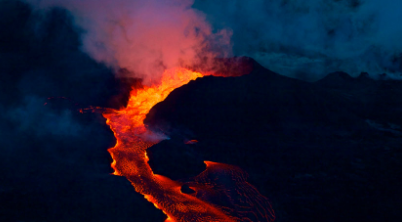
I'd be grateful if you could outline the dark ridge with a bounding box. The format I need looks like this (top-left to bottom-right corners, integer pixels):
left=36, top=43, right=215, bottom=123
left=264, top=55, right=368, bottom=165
left=191, top=56, right=255, bottom=77
left=319, top=71, right=354, bottom=81
left=145, top=57, right=402, bottom=222
left=315, top=71, right=361, bottom=89
left=314, top=70, right=402, bottom=127
left=145, top=59, right=362, bottom=140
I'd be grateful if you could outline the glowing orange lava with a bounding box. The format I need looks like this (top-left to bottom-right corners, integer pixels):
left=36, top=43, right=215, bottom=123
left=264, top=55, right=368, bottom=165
left=103, top=68, right=275, bottom=222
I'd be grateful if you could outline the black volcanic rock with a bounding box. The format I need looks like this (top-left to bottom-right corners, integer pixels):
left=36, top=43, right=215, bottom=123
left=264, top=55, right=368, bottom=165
left=180, top=184, right=196, bottom=194
left=145, top=58, right=402, bottom=222
left=145, top=58, right=364, bottom=140
left=147, top=138, right=206, bottom=180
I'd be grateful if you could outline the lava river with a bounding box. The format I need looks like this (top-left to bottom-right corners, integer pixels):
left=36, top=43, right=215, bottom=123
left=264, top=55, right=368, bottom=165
left=103, top=68, right=275, bottom=222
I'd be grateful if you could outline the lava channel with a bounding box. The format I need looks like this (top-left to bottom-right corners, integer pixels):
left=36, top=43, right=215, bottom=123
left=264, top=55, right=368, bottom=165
left=103, top=68, right=275, bottom=222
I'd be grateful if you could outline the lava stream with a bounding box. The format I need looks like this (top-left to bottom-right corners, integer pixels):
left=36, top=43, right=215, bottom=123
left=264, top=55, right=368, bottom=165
left=103, top=68, right=275, bottom=222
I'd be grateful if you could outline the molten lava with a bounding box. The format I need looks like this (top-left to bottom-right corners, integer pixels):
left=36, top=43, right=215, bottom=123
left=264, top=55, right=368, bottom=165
left=103, top=68, right=275, bottom=222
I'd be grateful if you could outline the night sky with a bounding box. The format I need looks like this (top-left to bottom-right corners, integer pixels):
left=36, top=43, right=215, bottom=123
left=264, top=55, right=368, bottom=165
left=1, top=0, right=402, bottom=221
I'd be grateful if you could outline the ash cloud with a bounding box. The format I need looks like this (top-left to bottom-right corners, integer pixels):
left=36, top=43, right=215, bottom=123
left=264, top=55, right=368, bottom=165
left=26, top=0, right=232, bottom=85
left=193, top=0, right=402, bottom=80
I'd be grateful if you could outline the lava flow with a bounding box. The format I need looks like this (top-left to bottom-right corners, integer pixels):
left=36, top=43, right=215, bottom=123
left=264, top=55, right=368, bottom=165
left=103, top=67, right=275, bottom=222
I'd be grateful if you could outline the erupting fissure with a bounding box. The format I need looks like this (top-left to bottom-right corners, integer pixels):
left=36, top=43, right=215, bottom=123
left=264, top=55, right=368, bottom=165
left=103, top=68, right=275, bottom=222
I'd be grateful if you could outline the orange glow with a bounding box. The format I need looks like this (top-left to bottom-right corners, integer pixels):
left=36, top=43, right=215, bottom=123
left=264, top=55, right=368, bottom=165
left=103, top=67, right=275, bottom=221
left=184, top=139, right=198, bottom=144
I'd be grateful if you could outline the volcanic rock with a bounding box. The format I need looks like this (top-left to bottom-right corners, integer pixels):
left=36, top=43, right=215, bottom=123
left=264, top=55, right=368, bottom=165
left=147, top=137, right=206, bottom=180
left=180, top=184, right=196, bottom=194
left=145, top=57, right=402, bottom=222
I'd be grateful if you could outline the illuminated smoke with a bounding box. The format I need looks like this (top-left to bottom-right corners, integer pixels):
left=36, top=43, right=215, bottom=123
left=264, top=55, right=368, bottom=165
left=26, top=0, right=231, bottom=85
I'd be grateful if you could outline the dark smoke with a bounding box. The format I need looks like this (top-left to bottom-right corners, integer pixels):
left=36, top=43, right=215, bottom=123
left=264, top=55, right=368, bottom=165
left=193, top=0, right=402, bottom=80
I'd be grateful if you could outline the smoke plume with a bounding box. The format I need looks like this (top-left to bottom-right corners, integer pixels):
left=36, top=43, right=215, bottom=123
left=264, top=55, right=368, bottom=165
left=193, top=0, right=402, bottom=80
left=26, top=0, right=231, bottom=85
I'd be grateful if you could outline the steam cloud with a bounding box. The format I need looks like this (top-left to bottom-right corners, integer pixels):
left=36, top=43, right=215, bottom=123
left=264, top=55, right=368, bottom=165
left=25, top=0, right=402, bottom=81
left=26, top=0, right=231, bottom=85
left=193, top=0, right=402, bottom=80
